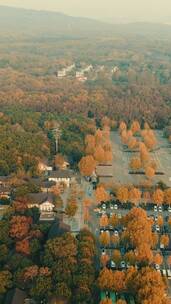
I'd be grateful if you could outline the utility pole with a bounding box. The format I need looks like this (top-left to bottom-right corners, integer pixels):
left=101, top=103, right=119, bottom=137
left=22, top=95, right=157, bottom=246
left=52, top=126, right=61, bottom=154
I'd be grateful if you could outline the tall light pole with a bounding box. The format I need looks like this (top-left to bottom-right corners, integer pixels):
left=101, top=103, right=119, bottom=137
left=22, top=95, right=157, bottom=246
left=52, top=127, right=61, bottom=154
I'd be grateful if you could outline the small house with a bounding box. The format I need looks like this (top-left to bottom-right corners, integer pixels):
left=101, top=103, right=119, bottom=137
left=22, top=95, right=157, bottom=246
left=27, top=192, right=55, bottom=212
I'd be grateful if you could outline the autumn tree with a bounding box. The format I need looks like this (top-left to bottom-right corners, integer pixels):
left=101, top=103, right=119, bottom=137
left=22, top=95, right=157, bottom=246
left=98, top=268, right=114, bottom=290
left=136, top=244, right=153, bottom=265
left=160, top=235, right=169, bottom=248
left=10, top=216, right=32, bottom=239
left=0, top=271, right=12, bottom=294
left=129, top=188, right=141, bottom=206
left=109, top=214, right=119, bottom=228
left=99, top=232, right=110, bottom=247
left=79, top=155, right=96, bottom=177
left=131, top=267, right=167, bottom=304
left=131, top=120, right=140, bottom=134
left=54, top=154, right=65, bottom=169
left=152, top=189, right=164, bottom=205
left=16, top=238, right=30, bottom=255
left=129, top=157, right=142, bottom=171
left=94, top=145, right=105, bottom=163
left=164, top=188, right=171, bottom=205
left=112, top=271, right=126, bottom=293
left=112, top=250, right=121, bottom=265
left=116, top=300, right=127, bottom=304
left=100, top=299, right=112, bottom=304
left=145, top=166, right=155, bottom=180
left=101, top=253, right=110, bottom=267
left=117, top=186, right=129, bottom=203
left=100, top=215, right=109, bottom=227
left=95, top=186, right=109, bottom=203
left=153, top=253, right=163, bottom=265
left=65, top=199, right=78, bottom=218
left=119, top=121, right=127, bottom=133
left=128, top=137, right=137, bottom=150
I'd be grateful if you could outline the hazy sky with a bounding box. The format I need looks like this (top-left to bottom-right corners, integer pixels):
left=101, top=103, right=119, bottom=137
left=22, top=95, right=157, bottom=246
left=0, top=0, right=171, bottom=22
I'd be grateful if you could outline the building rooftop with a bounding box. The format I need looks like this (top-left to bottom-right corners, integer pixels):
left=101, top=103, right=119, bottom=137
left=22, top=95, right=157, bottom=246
left=27, top=192, right=55, bottom=205
left=48, top=169, right=74, bottom=179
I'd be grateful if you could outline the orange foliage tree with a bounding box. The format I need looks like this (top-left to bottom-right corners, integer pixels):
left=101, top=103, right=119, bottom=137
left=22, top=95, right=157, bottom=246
left=145, top=166, right=155, bottom=179
left=131, top=120, right=140, bottom=134
left=79, top=155, right=96, bottom=176
left=152, top=189, right=164, bottom=205
left=129, top=188, right=141, bottom=206
left=160, top=235, right=169, bottom=248
left=10, top=216, right=32, bottom=239
left=153, top=253, right=163, bottom=265
left=164, top=188, right=171, bottom=205
left=100, top=253, right=110, bottom=267
left=99, top=232, right=110, bottom=247
left=16, top=239, right=30, bottom=255
left=94, top=145, right=105, bottom=163
left=129, top=157, right=142, bottom=170
left=100, top=215, right=109, bottom=227
left=95, top=186, right=109, bottom=203
left=117, top=186, right=129, bottom=203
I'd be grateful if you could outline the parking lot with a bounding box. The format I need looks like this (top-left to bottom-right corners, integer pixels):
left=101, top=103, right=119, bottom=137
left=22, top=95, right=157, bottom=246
left=110, top=131, right=171, bottom=187
left=92, top=199, right=171, bottom=298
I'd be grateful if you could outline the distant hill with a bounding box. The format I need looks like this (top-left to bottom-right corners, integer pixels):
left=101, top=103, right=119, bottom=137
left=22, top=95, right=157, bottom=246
left=0, top=5, right=171, bottom=39
left=0, top=6, right=113, bottom=38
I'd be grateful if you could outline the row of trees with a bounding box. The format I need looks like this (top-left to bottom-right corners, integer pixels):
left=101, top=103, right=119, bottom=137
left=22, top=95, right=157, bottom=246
left=79, top=123, right=113, bottom=176
left=94, top=184, right=171, bottom=206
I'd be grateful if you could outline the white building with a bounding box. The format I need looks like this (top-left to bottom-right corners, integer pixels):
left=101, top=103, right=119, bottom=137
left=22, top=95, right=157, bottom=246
left=48, top=169, right=74, bottom=187
left=58, top=70, right=66, bottom=78
left=76, top=71, right=84, bottom=78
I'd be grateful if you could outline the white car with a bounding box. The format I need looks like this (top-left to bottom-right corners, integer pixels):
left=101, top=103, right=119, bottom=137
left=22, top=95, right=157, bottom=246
left=114, top=204, right=118, bottom=210
left=101, top=210, right=106, bottom=215
left=100, top=229, right=104, bottom=233
left=154, top=205, right=158, bottom=212
left=102, top=249, right=106, bottom=255
left=155, top=225, right=160, bottom=232
left=110, top=204, right=114, bottom=210
left=114, top=230, right=119, bottom=237
left=168, top=206, right=171, bottom=213
left=120, top=261, right=126, bottom=269
left=111, top=261, right=116, bottom=269
left=154, top=215, right=158, bottom=222
left=158, top=206, right=162, bottom=212
left=155, top=264, right=160, bottom=271
left=102, top=203, right=106, bottom=209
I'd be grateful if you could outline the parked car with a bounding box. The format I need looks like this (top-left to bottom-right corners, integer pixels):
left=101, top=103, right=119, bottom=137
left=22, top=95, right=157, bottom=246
left=155, top=264, right=160, bottom=271
left=154, top=205, right=158, bottom=212
left=102, top=203, right=106, bottom=209
left=102, top=249, right=106, bottom=255
left=120, top=261, right=126, bottom=269
left=114, top=230, right=119, bottom=237
left=110, top=204, right=114, bottom=210
left=168, top=206, right=171, bottom=213
left=114, top=204, right=118, bottom=210
left=110, top=260, right=116, bottom=269
left=158, top=206, right=162, bottom=212
left=155, top=225, right=160, bottom=232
